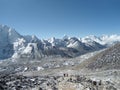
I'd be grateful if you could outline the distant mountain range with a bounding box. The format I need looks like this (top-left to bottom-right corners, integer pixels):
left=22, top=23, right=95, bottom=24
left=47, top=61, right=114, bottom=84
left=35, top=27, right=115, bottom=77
left=0, top=25, right=120, bottom=60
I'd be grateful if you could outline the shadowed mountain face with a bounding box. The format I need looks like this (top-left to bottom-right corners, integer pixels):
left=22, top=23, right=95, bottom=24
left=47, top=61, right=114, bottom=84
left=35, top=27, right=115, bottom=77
left=1, top=25, right=120, bottom=60
left=87, top=43, right=120, bottom=70
left=0, top=25, right=21, bottom=59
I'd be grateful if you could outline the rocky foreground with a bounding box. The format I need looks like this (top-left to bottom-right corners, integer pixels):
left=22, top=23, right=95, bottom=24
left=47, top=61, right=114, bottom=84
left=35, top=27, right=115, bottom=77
left=0, top=71, right=118, bottom=90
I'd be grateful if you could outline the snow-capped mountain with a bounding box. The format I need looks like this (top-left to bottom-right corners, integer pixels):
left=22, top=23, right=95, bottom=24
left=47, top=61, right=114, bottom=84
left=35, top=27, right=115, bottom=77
left=0, top=25, right=21, bottom=44
left=82, top=35, right=120, bottom=46
left=100, top=35, right=120, bottom=45
left=0, top=25, right=120, bottom=60
left=0, top=25, right=22, bottom=59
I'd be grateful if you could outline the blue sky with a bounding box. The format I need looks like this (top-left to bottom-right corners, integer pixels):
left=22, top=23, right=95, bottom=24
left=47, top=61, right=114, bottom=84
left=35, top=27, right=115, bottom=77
left=0, top=0, right=120, bottom=39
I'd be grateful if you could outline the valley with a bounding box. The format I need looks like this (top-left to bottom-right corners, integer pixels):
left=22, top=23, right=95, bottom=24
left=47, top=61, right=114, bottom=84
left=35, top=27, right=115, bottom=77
left=0, top=25, right=120, bottom=90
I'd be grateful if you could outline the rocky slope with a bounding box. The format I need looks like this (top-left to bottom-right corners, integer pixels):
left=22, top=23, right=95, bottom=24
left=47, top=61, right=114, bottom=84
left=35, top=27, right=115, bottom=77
left=0, top=73, right=118, bottom=90
left=86, top=43, right=120, bottom=70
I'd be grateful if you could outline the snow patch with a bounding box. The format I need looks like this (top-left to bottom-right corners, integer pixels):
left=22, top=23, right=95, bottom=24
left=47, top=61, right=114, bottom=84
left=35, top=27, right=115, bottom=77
left=37, top=66, right=44, bottom=71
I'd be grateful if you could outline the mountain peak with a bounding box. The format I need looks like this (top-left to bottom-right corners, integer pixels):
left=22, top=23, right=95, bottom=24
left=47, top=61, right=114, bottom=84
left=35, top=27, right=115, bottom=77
left=0, top=25, right=120, bottom=60
left=100, top=34, right=120, bottom=45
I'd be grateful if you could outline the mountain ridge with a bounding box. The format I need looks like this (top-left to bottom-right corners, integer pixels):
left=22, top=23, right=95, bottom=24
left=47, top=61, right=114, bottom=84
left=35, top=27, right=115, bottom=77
left=0, top=25, right=120, bottom=60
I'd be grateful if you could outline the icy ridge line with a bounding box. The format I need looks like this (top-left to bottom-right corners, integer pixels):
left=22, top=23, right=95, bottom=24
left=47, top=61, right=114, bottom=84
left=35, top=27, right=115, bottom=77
left=0, top=25, right=120, bottom=60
